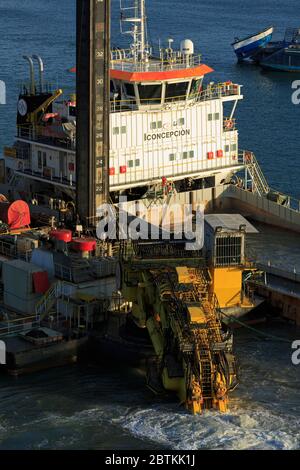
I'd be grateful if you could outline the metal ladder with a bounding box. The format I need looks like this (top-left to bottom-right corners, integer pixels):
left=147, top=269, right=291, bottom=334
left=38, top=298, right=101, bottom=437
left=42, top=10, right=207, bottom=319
left=244, top=151, right=270, bottom=196
left=194, top=330, right=213, bottom=401
left=35, top=281, right=62, bottom=320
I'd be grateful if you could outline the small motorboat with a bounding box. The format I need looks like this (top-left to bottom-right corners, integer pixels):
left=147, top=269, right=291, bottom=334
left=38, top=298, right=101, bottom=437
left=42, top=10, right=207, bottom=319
left=232, top=26, right=274, bottom=61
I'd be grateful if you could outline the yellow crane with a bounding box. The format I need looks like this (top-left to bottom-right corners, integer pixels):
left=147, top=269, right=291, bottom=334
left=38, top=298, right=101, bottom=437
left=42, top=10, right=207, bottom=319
left=119, top=241, right=238, bottom=414
left=27, top=89, right=63, bottom=124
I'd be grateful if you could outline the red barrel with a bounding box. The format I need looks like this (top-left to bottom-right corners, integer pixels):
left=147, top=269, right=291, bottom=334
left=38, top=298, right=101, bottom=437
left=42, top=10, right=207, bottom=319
left=0, top=200, right=31, bottom=229
left=72, top=237, right=97, bottom=252
left=50, top=229, right=72, bottom=243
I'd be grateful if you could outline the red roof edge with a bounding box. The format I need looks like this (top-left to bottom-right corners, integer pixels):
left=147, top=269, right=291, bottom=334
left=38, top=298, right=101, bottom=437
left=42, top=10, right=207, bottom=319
left=110, top=64, right=214, bottom=82
left=70, top=64, right=214, bottom=82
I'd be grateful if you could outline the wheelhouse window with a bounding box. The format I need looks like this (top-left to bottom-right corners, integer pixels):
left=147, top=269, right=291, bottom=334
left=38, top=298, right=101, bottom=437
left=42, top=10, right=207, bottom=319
left=124, top=83, right=135, bottom=97
left=165, top=81, right=189, bottom=102
left=138, top=84, right=162, bottom=105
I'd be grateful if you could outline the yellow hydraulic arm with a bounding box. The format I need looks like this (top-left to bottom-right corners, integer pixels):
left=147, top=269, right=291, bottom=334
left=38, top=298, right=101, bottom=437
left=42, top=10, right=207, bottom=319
left=119, top=243, right=238, bottom=415
left=27, top=89, right=63, bottom=124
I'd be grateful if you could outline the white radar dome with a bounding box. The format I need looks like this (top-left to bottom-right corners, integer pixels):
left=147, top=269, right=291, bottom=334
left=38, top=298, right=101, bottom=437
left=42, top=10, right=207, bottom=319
left=180, top=39, right=194, bottom=55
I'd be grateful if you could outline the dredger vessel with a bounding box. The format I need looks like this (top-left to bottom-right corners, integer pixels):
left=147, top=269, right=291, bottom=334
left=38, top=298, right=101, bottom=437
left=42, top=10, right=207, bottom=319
left=0, top=1, right=300, bottom=415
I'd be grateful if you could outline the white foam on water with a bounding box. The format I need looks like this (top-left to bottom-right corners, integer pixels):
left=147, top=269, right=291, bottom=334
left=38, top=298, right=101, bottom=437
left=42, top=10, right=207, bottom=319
left=113, top=401, right=300, bottom=450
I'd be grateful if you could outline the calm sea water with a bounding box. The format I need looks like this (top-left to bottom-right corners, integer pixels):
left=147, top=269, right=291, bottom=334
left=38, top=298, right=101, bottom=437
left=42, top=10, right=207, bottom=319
left=0, top=0, right=300, bottom=450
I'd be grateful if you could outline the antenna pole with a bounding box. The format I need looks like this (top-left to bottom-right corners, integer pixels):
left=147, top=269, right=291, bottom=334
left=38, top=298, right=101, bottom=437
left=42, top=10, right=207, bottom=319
left=140, top=0, right=145, bottom=60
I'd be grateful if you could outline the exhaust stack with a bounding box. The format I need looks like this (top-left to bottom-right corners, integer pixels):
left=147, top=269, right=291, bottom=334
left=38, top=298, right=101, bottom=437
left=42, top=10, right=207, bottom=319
left=23, top=56, right=35, bottom=95
left=32, top=55, right=44, bottom=94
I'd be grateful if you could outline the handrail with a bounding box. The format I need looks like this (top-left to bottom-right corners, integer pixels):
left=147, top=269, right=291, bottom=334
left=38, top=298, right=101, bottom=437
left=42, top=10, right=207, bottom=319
left=0, top=314, right=40, bottom=338
left=35, top=282, right=61, bottom=319
left=110, top=83, right=242, bottom=112
left=0, top=239, right=32, bottom=261
left=239, top=150, right=270, bottom=196
left=17, top=125, right=76, bottom=151
left=110, top=54, right=203, bottom=73
left=239, top=149, right=300, bottom=212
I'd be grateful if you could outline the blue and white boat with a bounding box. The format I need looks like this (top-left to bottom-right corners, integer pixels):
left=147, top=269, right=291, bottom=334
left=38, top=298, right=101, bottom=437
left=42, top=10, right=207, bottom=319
left=232, top=26, right=274, bottom=61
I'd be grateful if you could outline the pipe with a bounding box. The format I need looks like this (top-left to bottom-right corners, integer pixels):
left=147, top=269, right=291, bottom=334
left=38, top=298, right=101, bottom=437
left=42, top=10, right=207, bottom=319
left=23, top=56, right=35, bottom=95
left=32, top=55, right=44, bottom=94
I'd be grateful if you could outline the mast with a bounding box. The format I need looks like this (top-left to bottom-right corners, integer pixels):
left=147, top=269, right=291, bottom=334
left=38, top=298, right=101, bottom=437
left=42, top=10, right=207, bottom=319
left=120, top=0, right=147, bottom=62
left=140, top=0, right=145, bottom=61
left=76, top=0, right=111, bottom=227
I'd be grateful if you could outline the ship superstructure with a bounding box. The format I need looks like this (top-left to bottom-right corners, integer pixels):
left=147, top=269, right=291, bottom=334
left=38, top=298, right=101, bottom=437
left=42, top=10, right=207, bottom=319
left=2, top=0, right=243, bottom=207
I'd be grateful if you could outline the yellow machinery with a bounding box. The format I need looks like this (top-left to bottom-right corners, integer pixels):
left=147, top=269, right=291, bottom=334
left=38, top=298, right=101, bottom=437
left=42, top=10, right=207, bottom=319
left=118, top=241, right=238, bottom=414
left=204, top=214, right=258, bottom=312
left=27, top=89, right=63, bottom=124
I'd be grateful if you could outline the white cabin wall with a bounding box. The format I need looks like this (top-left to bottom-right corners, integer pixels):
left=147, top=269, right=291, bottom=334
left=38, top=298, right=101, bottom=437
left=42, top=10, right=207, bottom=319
left=109, top=98, right=239, bottom=188
left=17, top=95, right=239, bottom=191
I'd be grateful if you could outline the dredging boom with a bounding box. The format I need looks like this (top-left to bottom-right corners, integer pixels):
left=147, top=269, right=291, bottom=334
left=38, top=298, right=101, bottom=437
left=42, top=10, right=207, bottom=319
left=119, top=241, right=238, bottom=414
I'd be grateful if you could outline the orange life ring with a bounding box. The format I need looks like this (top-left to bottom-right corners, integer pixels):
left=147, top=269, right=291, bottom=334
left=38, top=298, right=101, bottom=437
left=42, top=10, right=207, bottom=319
left=244, top=151, right=252, bottom=162
left=224, top=119, right=234, bottom=130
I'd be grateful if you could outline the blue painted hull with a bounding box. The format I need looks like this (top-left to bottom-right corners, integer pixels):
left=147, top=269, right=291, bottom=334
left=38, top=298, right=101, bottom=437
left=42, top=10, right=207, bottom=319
left=261, top=46, right=300, bottom=71
left=261, top=61, right=300, bottom=72
left=234, top=33, right=273, bottom=60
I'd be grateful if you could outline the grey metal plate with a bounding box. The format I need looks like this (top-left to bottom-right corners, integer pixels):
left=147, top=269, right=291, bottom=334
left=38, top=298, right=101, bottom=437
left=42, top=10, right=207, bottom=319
left=205, top=214, right=259, bottom=233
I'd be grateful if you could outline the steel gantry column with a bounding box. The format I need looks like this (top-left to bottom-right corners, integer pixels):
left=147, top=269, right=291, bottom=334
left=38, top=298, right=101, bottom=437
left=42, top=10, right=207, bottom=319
left=76, top=0, right=111, bottom=226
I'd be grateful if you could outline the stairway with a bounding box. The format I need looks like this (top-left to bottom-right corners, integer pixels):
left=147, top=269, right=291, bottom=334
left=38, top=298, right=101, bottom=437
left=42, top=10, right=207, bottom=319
left=244, top=151, right=270, bottom=196
left=35, top=282, right=62, bottom=320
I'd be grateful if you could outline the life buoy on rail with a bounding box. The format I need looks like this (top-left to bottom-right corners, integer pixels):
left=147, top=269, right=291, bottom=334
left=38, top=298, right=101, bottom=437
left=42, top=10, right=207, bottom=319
left=244, top=151, right=253, bottom=163
left=224, top=119, right=234, bottom=130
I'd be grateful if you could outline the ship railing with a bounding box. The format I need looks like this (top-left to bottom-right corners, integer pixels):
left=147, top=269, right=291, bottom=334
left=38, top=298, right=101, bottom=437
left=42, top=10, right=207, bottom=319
left=3, top=147, right=29, bottom=161
left=53, top=261, right=98, bottom=283
left=198, top=83, right=242, bottom=101
left=0, top=239, right=32, bottom=261
left=18, top=81, right=54, bottom=96
left=17, top=125, right=76, bottom=151
left=238, top=150, right=270, bottom=196
left=0, top=313, right=40, bottom=338
left=110, top=53, right=203, bottom=73
left=110, top=83, right=242, bottom=112
left=235, top=150, right=300, bottom=213
left=14, top=160, right=75, bottom=188
left=54, top=264, right=73, bottom=282
left=273, top=193, right=300, bottom=212
left=110, top=92, right=202, bottom=111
